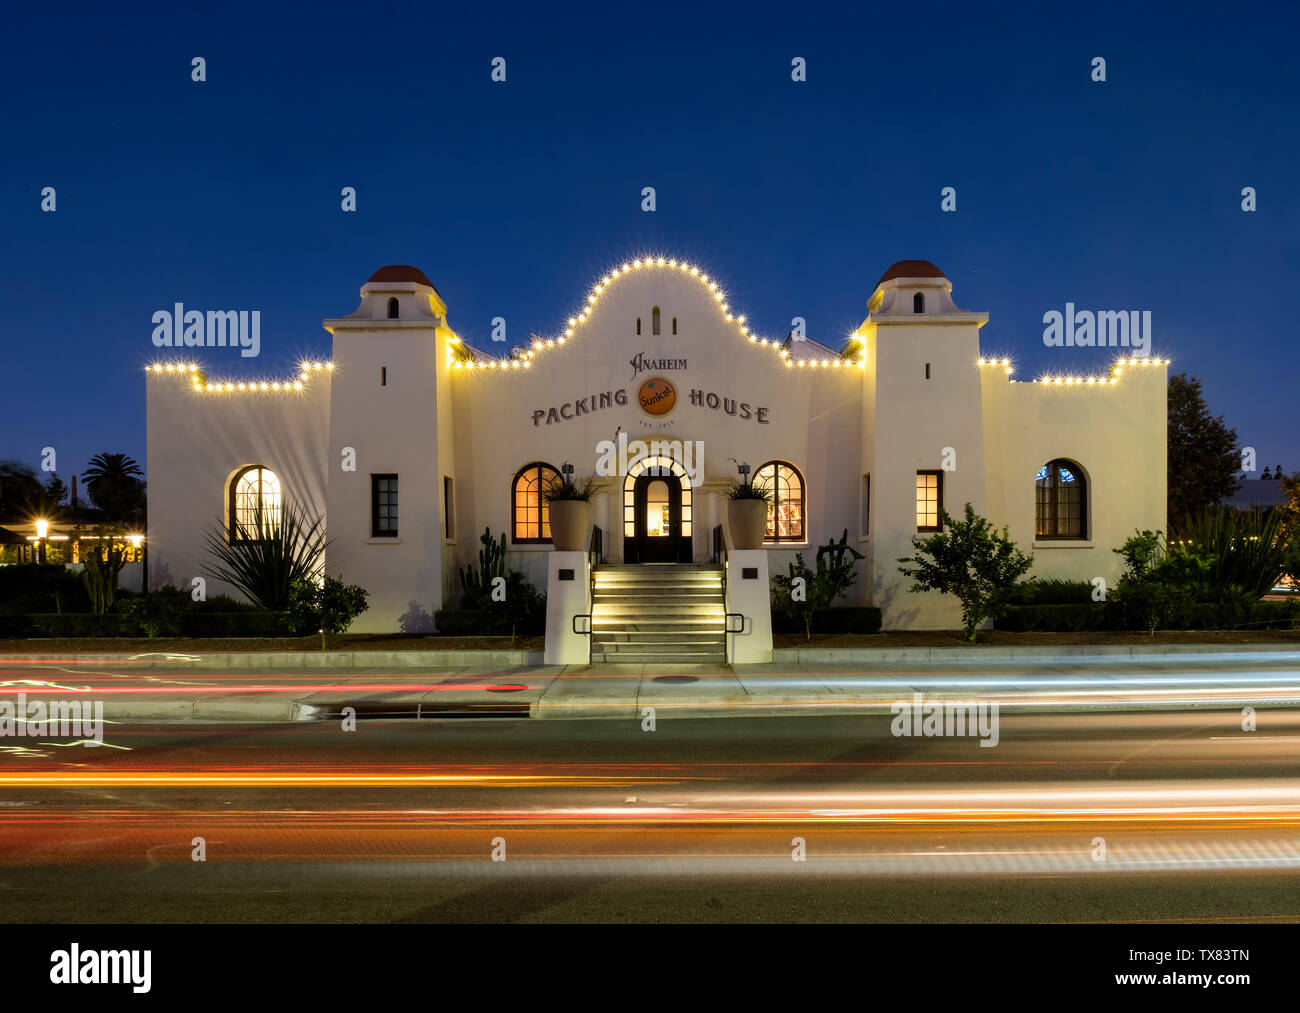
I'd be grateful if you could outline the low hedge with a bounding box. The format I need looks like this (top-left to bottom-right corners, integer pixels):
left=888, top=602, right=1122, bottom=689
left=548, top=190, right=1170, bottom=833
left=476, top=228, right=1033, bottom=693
left=433, top=609, right=546, bottom=637
left=0, top=612, right=296, bottom=639
left=771, top=606, right=883, bottom=635
left=997, top=599, right=1300, bottom=633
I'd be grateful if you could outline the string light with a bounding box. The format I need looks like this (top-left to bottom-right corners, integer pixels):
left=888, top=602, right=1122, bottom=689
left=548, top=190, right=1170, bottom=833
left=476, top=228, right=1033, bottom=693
left=454, top=254, right=861, bottom=375
left=150, top=359, right=332, bottom=393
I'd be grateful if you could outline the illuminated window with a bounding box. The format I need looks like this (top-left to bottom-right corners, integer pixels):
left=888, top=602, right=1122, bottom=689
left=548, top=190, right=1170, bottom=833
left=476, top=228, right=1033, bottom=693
left=914, top=292, right=925, bottom=313
left=229, top=466, right=282, bottom=541
left=512, top=462, right=560, bottom=543
left=916, top=470, right=942, bottom=531
left=754, top=461, right=804, bottom=543
left=387, top=298, right=399, bottom=319
left=372, top=474, right=398, bottom=537
left=1035, top=460, right=1086, bottom=539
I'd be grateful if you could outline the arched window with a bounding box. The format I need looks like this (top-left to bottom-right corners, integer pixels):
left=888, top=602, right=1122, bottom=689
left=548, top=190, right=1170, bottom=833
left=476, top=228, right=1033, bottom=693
left=512, top=462, right=561, bottom=543
left=1035, top=460, right=1087, bottom=539
left=652, top=306, right=661, bottom=335
left=387, top=298, right=399, bottom=319
left=913, top=292, right=925, bottom=313
left=754, top=461, right=805, bottom=543
left=229, top=466, right=282, bottom=541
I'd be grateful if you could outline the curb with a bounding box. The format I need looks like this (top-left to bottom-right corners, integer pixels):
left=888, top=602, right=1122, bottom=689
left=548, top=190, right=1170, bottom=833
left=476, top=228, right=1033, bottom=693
left=12, top=649, right=546, bottom=669
left=9, top=643, right=1299, bottom=669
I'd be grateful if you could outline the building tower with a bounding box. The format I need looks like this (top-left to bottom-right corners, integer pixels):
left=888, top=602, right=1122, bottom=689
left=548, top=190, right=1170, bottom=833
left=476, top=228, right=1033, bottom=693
left=858, top=260, right=989, bottom=629
left=322, top=266, right=458, bottom=632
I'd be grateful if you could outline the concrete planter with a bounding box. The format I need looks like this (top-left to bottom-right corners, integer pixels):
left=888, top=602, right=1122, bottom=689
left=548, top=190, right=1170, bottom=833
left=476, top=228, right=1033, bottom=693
left=547, top=499, right=591, bottom=551
left=728, top=499, right=769, bottom=550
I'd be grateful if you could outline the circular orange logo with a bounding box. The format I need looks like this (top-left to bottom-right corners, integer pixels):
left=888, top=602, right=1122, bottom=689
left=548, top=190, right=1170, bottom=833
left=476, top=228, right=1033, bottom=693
left=638, top=377, right=676, bottom=416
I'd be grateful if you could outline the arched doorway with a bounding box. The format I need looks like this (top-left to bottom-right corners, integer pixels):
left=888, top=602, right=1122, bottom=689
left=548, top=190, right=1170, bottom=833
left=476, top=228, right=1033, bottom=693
left=624, top=454, right=692, bottom=563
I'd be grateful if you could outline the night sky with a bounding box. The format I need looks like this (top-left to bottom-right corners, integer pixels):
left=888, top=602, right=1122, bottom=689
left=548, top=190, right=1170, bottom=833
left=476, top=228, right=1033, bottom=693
left=3, top=2, right=1296, bottom=483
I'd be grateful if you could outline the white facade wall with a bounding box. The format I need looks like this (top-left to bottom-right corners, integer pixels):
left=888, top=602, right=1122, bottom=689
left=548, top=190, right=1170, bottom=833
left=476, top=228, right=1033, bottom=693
left=145, top=368, right=329, bottom=599
left=144, top=258, right=1168, bottom=635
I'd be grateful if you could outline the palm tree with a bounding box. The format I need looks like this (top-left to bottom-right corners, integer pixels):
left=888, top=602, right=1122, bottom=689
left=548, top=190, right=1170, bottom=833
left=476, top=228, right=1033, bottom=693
left=81, top=453, right=145, bottom=524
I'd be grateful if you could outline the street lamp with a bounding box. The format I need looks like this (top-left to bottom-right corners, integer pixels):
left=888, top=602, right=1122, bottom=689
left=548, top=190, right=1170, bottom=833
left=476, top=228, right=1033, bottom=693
left=127, top=534, right=145, bottom=593
left=34, top=519, right=48, bottom=565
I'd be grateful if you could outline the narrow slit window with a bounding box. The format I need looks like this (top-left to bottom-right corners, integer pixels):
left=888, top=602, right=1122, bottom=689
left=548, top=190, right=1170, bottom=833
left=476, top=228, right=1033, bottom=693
left=652, top=306, right=661, bottom=335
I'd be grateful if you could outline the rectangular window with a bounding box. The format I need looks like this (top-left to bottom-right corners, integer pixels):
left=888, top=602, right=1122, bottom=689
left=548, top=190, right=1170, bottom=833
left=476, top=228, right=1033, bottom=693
left=916, top=470, right=942, bottom=531
left=860, top=474, right=870, bottom=537
left=443, top=476, right=454, bottom=538
left=381, top=366, right=387, bottom=386
left=372, top=474, right=398, bottom=537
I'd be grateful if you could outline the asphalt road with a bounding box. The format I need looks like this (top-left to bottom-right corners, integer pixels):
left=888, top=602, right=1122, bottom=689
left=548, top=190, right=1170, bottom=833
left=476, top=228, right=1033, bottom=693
left=1, top=710, right=1298, bottom=922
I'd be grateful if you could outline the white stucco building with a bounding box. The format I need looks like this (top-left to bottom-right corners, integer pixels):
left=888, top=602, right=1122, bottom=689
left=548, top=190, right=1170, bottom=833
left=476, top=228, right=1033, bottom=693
left=146, top=257, right=1167, bottom=644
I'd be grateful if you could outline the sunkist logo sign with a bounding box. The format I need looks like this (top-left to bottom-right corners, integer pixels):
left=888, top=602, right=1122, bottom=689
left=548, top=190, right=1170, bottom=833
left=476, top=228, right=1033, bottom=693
left=638, top=377, right=676, bottom=416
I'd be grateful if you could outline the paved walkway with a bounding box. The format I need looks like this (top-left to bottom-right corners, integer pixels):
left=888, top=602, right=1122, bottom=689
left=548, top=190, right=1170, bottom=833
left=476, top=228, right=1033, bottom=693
left=3, top=648, right=1297, bottom=722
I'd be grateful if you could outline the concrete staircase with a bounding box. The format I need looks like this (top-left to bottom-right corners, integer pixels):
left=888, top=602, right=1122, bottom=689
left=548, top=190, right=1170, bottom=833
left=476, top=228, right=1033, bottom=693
left=591, top=563, right=727, bottom=664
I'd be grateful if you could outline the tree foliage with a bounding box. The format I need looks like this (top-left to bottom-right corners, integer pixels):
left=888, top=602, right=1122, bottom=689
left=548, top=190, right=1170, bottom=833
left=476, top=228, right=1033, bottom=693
left=896, top=503, right=1034, bottom=642
left=1167, top=373, right=1240, bottom=530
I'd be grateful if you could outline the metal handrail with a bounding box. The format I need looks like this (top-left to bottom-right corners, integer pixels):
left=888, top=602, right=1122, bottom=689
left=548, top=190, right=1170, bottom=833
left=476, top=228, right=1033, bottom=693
left=724, top=612, right=746, bottom=634
left=572, top=614, right=592, bottom=635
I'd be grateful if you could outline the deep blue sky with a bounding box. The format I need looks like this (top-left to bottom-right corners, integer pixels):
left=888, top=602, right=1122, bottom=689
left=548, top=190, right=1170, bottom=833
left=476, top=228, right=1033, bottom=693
left=3, top=1, right=1296, bottom=485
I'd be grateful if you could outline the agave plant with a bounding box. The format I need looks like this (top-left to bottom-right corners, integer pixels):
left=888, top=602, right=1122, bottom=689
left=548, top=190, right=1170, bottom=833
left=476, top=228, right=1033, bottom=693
left=203, top=501, right=326, bottom=611
left=1167, top=506, right=1293, bottom=603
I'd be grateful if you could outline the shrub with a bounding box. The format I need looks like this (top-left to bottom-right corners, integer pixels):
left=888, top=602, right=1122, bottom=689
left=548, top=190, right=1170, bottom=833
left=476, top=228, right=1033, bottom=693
left=1168, top=507, right=1293, bottom=603
left=115, top=588, right=188, bottom=638
left=1007, top=579, right=1096, bottom=606
left=997, top=603, right=1111, bottom=633
left=287, top=575, right=370, bottom=649
left=0, top=565, right=89, bottom=614
left=771, top=529, right=865, bottom=640
left=771, top=606, right=882, bottom=635
left=203, top=502, right=326, bottom=611
left=457, top=571, right=546, bottom=641
left=897, top=504, right=1034, bottom=642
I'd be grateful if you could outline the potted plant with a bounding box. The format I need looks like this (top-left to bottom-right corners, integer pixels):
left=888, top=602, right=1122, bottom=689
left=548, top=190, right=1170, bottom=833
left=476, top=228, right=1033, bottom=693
left=725, top=478, right=772, bottom=550
left=544, top=467, right=597, bottom=551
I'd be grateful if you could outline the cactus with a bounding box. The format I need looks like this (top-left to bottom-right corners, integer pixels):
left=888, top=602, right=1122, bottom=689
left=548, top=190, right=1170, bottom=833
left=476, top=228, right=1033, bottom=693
left=82, top=541, right=127, bottom=615
left=816, top=528, right=865, bottom=570
left=459, top=527, right=506, bottom=592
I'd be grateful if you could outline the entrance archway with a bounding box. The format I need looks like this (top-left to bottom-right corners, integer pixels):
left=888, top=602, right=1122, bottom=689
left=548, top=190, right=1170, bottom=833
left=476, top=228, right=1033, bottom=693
left=623, top=454, right=692, bottom=563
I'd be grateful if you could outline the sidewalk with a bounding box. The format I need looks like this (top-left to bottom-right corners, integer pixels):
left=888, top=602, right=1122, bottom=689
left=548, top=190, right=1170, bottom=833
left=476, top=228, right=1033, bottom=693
left=6, top=645, right=1298, bottom=723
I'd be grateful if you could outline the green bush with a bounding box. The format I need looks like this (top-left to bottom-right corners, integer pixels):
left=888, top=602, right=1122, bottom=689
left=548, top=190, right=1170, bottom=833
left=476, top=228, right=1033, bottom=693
left=0, top=612, right=297, bottom=639
left=432, top=609, right=489, bottom=637
left=287, top=575, right=370, bottom=649
left=115, top=587, right=189, bottom=637
left=0, top=565, right=90, bottom=614
left=1007, top=579, right=1096, bottom=606
left=772, top=606, right=882, bottom=635
left=455, top=570, right=546, bottom=639
left=997, top=603, right=1111, bottom=633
